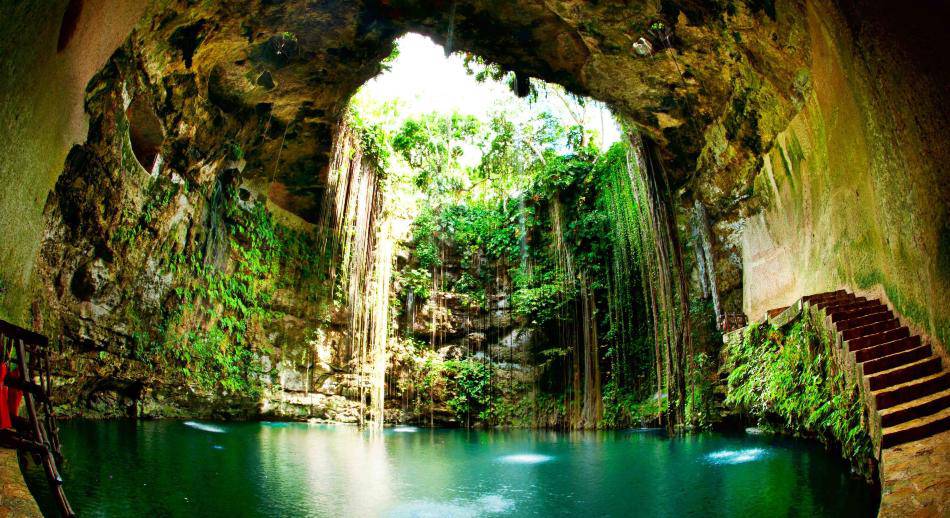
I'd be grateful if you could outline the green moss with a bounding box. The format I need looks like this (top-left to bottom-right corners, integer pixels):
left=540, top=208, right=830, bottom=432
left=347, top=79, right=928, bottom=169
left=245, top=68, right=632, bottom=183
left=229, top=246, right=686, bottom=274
left=775, top=142, right=796, bottom=193
left=124, top=186, right=330, bottom=396
left=723, top=316, right=874, bottom=478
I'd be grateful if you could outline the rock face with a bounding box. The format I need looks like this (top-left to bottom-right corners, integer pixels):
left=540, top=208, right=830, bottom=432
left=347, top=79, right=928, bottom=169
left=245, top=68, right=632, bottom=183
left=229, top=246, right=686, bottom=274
left=740, top=1, right=950, bottom=350
left=99, top=0, right=810, bottom=317
left=1, top=1, right=788, bottom=328
left=0, top=0, right=946, bottom=416
left=33, top=41, right=390, bottom=419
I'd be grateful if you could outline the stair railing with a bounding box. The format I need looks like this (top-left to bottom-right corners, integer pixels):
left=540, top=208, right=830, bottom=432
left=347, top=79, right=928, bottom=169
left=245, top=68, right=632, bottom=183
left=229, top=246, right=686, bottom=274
left=0, top=319, right=75, bottom=517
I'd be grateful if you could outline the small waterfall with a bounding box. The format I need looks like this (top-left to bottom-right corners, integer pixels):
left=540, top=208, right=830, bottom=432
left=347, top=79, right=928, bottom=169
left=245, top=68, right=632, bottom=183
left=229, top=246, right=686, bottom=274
left=365, top=218, right=395, bottom=428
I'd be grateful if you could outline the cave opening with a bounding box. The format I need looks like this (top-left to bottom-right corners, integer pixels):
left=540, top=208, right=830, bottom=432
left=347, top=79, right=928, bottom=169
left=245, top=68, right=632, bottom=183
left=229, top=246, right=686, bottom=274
left=125, top=95, right=163, bottom=174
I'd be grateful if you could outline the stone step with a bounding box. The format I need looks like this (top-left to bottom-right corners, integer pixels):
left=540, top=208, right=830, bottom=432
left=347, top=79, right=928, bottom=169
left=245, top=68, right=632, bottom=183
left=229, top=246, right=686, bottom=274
left=862, top=344, right=932, bottom=376
left=847, top=327, right=911, bottom=352
left=826, top=296, right=876, bottom=312
left=841, top=318, right=900, bottom=342
left=816, top=294, right=861, bottom=310
left=881, top=405, right=950, bottom=449
left=835, top=310, right=894, bottom=332
left=867, top=356, right=942, bottom=391
left=853, top=335, right=922, bottom=363
left=879, top=388, right=950, bottom=429
left=803, top=289, right=847, bottom=303
left=874, top=371, right=950, bottom=410
left=829, top=301, right=887, bottom=322
left=812, top=290, right=853, bottom=302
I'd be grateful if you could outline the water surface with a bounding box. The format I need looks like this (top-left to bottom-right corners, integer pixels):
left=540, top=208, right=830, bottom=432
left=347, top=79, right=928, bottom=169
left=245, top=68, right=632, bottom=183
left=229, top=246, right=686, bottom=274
left=26, top=420, right=878, bottom=517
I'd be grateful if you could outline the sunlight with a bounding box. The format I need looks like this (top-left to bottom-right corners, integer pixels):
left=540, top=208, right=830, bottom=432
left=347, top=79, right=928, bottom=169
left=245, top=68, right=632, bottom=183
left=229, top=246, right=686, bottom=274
left=183, top=421, right=226, bottom=434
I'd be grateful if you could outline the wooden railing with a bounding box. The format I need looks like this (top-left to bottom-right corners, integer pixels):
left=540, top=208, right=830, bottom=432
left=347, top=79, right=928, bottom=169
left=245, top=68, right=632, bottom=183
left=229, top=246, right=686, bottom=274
left=0, top=319, right=74, bottom=517
left=719, top=313, right=748, bottom=333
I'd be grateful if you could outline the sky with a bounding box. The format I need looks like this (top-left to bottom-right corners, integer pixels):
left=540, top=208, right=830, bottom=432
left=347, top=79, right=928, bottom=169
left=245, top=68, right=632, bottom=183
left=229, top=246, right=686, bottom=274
left=353, top=33, right=622, bottom=150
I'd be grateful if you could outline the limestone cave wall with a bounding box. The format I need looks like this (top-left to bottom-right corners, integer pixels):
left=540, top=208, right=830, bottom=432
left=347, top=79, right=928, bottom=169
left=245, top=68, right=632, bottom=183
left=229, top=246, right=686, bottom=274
left=1, top=0, right=815, bottom=328
left=33, top=41, right=389, bottom=420
left=741, top=0, right=950, bottom=351
left=0, top=0, right=946, bottom=418
left=0, top=0, right=146, bottom=323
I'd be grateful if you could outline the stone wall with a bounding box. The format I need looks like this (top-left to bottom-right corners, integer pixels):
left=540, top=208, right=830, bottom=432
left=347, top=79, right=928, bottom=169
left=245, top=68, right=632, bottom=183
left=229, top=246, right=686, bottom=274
left=0, top=0, right=146, bottom=324
left=741, top=0, right=950, bottom=351
left=29, top=39, right=388, bottom=420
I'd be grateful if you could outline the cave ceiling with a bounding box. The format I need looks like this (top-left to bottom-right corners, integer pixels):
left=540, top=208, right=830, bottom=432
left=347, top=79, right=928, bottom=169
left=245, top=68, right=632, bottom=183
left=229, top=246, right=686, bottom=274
left=125, top=0, right=809, bottom=222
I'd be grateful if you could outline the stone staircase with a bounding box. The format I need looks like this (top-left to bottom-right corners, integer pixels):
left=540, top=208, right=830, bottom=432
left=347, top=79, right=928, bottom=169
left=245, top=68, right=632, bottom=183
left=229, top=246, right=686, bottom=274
left=799, top=290, right=950, bottom=453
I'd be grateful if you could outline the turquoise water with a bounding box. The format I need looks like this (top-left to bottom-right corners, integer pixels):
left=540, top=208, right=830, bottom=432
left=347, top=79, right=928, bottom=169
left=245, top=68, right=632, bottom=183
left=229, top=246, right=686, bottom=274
left=26, top=420, right=878, bottom=517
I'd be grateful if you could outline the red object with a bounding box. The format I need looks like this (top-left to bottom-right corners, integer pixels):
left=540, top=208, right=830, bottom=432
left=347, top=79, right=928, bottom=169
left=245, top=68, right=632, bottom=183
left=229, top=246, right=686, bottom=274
left=5, top=366, right=22, bottom=427
left=0, top=363, right=9, bottom=429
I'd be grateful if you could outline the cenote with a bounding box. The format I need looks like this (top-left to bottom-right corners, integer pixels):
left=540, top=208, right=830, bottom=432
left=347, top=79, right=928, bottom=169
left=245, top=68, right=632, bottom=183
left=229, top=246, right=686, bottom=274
left=2, top=1, right=949, bottom=516
left=25, top=420, right=878, bottom=517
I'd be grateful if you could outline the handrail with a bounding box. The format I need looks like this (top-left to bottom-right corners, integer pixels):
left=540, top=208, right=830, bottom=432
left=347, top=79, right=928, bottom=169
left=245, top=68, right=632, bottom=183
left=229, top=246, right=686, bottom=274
left=1, top=319, right=74, bottom=517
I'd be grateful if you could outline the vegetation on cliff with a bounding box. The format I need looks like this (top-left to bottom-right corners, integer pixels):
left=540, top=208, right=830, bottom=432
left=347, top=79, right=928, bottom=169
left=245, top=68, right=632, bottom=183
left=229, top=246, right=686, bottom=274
left=723, top=313, right=874, bottom=477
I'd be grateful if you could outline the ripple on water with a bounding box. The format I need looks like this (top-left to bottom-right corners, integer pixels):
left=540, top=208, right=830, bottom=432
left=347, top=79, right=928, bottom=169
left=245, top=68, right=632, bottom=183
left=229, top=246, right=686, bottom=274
left=391, top=426, right=419, bottom=433
left=388, top=494, right=513, bottom=517
left=705, top=448, right=767, bottom=465
left=498, top=453, right=553, bottom=464
left=183, top=421, right=225, bottom=434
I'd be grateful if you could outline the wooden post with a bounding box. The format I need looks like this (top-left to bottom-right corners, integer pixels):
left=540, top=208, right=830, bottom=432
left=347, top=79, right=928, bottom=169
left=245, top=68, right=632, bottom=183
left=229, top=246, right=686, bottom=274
left=13, top=336, right=75, bottom=517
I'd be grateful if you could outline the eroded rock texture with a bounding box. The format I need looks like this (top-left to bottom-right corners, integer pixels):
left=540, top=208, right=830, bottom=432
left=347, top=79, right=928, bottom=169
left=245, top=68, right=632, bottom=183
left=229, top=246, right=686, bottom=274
left=36, top=42, right=386, bottom=419
left=0, top=0, right=943, bottom=419
left=114, top=0, right=811, bottom=317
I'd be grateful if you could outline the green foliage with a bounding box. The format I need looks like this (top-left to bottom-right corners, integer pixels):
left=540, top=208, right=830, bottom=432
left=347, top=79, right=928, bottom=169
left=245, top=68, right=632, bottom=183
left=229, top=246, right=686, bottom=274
left=348, top=107, right=390, bottom=168
left=128, top=184, right=327, bottom=396
left=400, top=268, right=431, bottom=299
left=226, top=141, right=244, bottom=161
left=685, top=351, right=715, bottom=429
left=460, top=53, right=508, bottom=84
left=442, top=359, right=493, bottom=422
left=112, top=177, right=180, bottom=246
left=379, top=40, right=400, bottom=73
left=723, top=317, right=874, bottom=475
left=392, top=113, right=480, bottom=195
left=411, top=206, right=441, bottom=269
left=511, top=271, right=572, bottom=326
left=602, top=379, right=664, bottom=428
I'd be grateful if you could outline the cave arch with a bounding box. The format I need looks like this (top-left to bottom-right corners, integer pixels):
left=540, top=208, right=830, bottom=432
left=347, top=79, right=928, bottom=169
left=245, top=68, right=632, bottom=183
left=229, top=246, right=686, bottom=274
left=125, top=95, right=163, bottom=174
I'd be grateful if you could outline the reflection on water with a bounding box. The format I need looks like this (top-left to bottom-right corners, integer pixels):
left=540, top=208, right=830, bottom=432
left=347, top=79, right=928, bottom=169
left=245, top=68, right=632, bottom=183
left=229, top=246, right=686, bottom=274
left=389, top=494, right=514, bottom=517
left=24, top=421, right=879, bottom=517
left=498, top=453, right=554, bottom=464
left=183, top=421, right=226, bottom=433
left=706, top=448, right=768, bottom=465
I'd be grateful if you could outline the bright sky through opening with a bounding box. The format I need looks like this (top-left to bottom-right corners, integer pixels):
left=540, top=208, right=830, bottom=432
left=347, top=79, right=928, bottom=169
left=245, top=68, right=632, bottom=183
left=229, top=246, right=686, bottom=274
left=354, top=33, right=622, bottom=150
